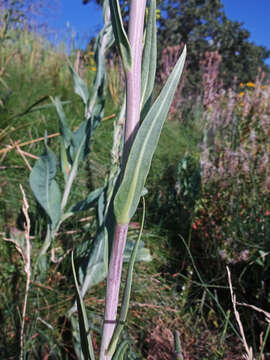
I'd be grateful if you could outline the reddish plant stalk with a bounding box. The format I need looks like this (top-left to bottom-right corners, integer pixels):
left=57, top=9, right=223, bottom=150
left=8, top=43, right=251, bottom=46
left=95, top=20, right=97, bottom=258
left=100, top=224, right=128, bottom=359
left=100, top=1, right=147, bottom=358
left=122, top=0, right=147, bottom=167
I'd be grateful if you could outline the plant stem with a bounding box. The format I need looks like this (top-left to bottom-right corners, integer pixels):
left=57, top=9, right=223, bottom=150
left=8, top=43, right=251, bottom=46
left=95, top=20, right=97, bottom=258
left=19, top=185, right=31, bottom=360
left=122, top=0, right=147, bottom=167
left=100, top=223, right=128, bottom=359
left=106, top=198, right=146, bottom=357
left=100, top=1, right=146, bottom=358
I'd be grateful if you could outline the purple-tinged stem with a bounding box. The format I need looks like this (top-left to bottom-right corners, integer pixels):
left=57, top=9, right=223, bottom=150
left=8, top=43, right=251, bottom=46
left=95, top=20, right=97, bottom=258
left=100, top=223, right=128, bottom=359
left=122, top=0, right=147, bottom=167
left=100, top=1, right=147, bottom=358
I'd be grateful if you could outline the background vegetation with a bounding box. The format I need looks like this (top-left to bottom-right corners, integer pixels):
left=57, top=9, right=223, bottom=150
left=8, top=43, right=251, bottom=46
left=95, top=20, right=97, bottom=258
left=1, top=0, right=270, bottom=358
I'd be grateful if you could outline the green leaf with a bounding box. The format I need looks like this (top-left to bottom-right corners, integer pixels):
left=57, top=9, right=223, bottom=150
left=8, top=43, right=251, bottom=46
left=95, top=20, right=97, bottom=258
left=109, top=0, right=132, bottom=71
left=29, top=143, right=61, bottom=228
left=60, top=140, right=71, bottom=182
left=68, top=60, right=89, bottom=106
left=68, top=227, right=151, bottom=316
left=69, top=187, right=104, bottom=213
left=71, top=252, right=95, bottom=360
left=68, top=227, right=109, bottom=316
left=124, top=240, right=152, bottom=263
left=87, top=2, right=114, bottom=129
left=51, top=97, right=73, bottom=181
left=88, top=23, right=113, bottom=121
left=98, top=190, right=106, bottom=227
left=79, top=227, right=108, bottom=298
left=141, top=0, right=157, bottom=117
left=61, top=136, right=86, bottom=211
left=34, top=224, right=52, bottom=275
left=111, top=340, right=129, bottom=360
left=51, top=97, right=72, bottom=148
left=48, top=181, right=62, bottom=227
left=7, top=95, right=55, bottom=122
left=69, top=120, right=88, bottom=163
left=114, top=46, right=187, bottom=224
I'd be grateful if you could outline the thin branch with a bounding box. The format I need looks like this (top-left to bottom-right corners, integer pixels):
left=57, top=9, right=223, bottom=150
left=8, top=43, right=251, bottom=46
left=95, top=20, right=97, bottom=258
left=226, top=266, right=254, bottom=360
left=19, top=185, right=32, bottom=360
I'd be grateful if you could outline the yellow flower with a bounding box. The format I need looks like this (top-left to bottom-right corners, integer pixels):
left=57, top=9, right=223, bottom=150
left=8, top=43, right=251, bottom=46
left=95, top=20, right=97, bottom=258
left=246, top=82, right=255, bottom=88
left=238, top=92, right=244, bottom=98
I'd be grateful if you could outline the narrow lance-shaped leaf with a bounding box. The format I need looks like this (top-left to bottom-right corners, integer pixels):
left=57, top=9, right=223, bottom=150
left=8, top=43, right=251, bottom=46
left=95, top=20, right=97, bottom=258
left=29, top=141, right=61, bottom=228
left=103, top=96, right=126, bottom=218
left=68, top=227, right=108, bottom=316
left=80, top=227, right=109, bottom=299
left=68, top=120, right=90, bottom=164
left=68, top=60, right=89, bottom=107
left=68, top=20, right=114, bottom=163
left=71, top=252, right=96, bottom=360
left=111, top=340, right=129, bottom=360
left=60, top=140, right=71, bottom=182
left=88, top=31, right=106, bottom=122
left=51, top=97, right=73, bottom=180
left=51, top=97, right=72, bottom=148
left=68, top=232, right=150, bottom=316
left=88, top=7, right=114, bottom=121
left=98, top=190, right=106, bottom=227
left=61, top=137, right=85, bottom=211
left=68, top=187, right=104, bottom=214
left=140, top=0, right=157, bottom=116
left=114, top=46, right=187, bottom=224
left=109, top=0, right=132, bottom=71
left=123, top=240, right=152, bottom=263
left=76, top=191, right=108, bottom=301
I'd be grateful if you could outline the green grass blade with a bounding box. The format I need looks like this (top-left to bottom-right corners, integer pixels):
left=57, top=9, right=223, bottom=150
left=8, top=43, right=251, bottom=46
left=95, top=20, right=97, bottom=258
left=111, top=340, right=129, bottom=360
left=109, top=0, right=132, bottom=71
left=71, top=252, right=96, bottom=360
left=259, top=322, right=270, bottom=359
left=141, top=0, right=157, bottom=117
left=114, top=46, right=186, bottom=224
left=174, top=331, right=184, bottom=360
left=7, top=95, right=50, bottom=121
left=180, top=235, right=239, bottom=337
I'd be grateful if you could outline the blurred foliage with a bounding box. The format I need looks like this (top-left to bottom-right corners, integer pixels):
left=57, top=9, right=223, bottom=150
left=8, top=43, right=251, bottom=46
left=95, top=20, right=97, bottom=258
left=83, top=0, right=270, bottom=93
left=159, top=0, right=270, bottom=91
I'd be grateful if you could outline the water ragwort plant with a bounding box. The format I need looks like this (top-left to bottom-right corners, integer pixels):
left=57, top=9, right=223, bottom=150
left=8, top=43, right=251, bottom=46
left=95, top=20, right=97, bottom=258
left=29, top=0, right=186, bottom=358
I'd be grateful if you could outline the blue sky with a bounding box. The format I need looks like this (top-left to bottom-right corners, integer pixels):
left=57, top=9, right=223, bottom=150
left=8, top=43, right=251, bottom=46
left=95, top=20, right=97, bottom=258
left=48, top=0, right=270, bottom=65
left=222, top=0, right=270, bottom=65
